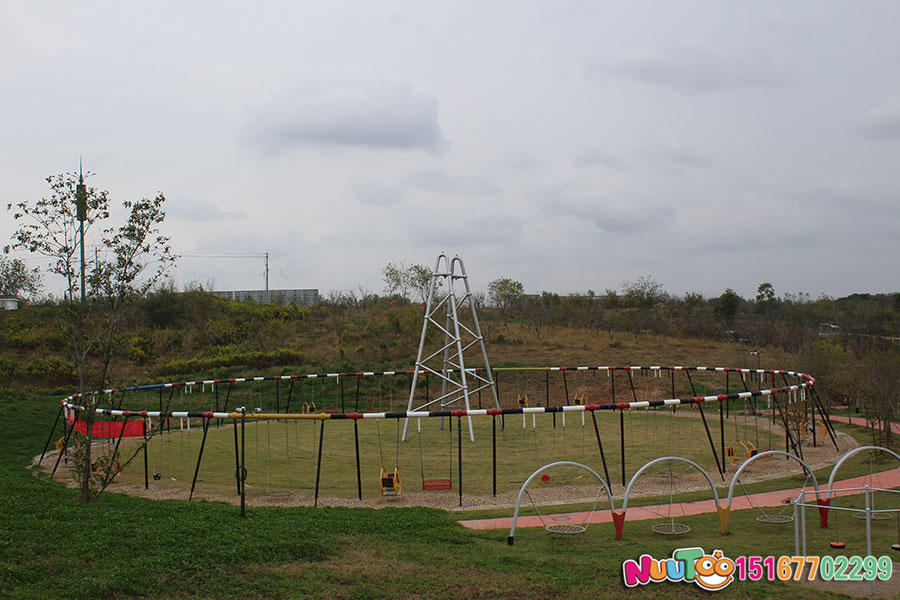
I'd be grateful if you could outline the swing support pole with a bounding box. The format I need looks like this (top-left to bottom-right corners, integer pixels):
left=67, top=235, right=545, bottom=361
left=314, top=420, right=325, bottom=507
left=686, top=370, right=724, bottom=480
left=240, top=411, right=246, bottom=518
left=189, top=417, right=210, bottom=501
left=233, top=419, right=241, bottom=496
left=458, top=416, right=463, bottom=507
left=143, top=419, right=149, bottom=490
left=591, top=410, right=611, bottom=486
left=492, top=415, right=497, bottom=497
left=39, top=404, right=64, bottom=464
left=354, top=419, right=362, bottom=500
left=619, top=409, right=626, bottom=488
left=51, top=408, right=78, bottom=479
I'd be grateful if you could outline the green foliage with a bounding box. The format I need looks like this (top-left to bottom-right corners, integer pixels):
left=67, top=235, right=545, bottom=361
left=155, top=347, right=305, bottom=377
left=0, top=256, right=42, bottom=299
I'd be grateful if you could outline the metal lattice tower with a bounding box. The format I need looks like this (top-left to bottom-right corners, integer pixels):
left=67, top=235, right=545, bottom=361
left=402, top=253, right=500, bottom=442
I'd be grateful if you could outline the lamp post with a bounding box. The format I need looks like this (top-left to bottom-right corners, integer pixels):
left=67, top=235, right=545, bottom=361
left=75, top=161, right=87, bottom=302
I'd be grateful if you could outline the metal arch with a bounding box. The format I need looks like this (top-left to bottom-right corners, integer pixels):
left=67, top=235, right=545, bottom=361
left=621, top=456, right=720, bottom=513
left=507, top=461, right=615, bottom=545
left=826, top=445, right=900, bottom=500
left=726, top=450, right=821, bottom=507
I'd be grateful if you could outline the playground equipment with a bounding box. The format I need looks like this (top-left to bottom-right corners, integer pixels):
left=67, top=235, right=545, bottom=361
left=507, top=461, right=614, bottom=545
left=403, top=253, right=500, bottom=442
left=725, top=440, right=757, bottom=466
left=42, top=363, right=821, bottom=517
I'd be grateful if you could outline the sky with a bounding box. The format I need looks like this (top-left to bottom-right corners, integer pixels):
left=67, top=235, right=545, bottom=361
left=2, top=1, right=899, bottom=301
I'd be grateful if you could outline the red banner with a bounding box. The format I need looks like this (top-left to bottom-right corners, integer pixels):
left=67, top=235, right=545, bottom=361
left=67, top=415, right=145, bottom=438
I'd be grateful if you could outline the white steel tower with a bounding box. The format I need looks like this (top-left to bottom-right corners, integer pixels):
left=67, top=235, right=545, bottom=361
left=402, top=253, right=500, bottom=442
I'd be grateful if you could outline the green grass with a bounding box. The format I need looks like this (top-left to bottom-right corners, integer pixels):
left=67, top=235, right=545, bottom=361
left=6, top=388, right=900, bottom=599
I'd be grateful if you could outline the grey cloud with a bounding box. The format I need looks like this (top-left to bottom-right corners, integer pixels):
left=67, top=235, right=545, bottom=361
left=638, top=145, right=714, bottom=168
left=530, top=184, right=675, bottom=234
left=407, top=169, right=500, bottom=195
left=407, top=215, right=523, bottom=247
left=857, top=97, right=900, bottom=140
left=167, top=197, right=246, bottom=222
left=350, top=181, right=402, bottom=207
left=574, top=148, right=626, bottom=170
left=600, top=45, right=784, bottom=94
left=244, top=81, right=445, bottom=154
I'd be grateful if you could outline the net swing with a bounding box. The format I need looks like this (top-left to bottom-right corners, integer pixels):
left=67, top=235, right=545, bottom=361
left=650, top=460, right=691, bottom=535
left=523, top=474, right=604, bottom=538
left=377, top=418, right=402, bottom=497
left=737, top=470, right=810, bottom=524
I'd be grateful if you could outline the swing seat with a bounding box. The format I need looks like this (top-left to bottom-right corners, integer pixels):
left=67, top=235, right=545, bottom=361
left=422, top=478, right=452, bottom=491
left=830, top=541, right=846, bottom=549
left=545, top=523, right=586, bottom=535
left=891, top=544, right=900, bottom=552
left=380, top=467, right=401, bottom=496
left=323, top=406, right=339, bottom=414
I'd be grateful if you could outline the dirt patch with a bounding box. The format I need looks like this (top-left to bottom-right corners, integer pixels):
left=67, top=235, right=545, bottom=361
left=32, top=415, right=858, bottom=512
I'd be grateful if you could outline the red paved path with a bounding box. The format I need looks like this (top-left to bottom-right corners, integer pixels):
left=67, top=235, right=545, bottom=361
left=459, top=414, right=900, bottom=531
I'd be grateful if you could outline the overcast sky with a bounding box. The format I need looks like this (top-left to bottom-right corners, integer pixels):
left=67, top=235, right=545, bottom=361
left=3, top=1, right=899, bottom=300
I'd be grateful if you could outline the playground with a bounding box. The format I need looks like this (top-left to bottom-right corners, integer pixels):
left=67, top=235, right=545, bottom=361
left=25, top=255, right=900, bottom=598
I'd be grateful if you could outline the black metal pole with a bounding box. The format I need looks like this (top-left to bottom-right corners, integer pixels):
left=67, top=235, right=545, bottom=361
left=671, top=368, right=676, bottom=414
left=233, top=419, right=241, bottom=496
left=354, top=420, right=362, bottom=501
left=685, top=369, right=724, bottom=480
left=143, top=419, right=149, bottom=490
left=719, top=396, right=726, bottom=475
left=102, top=416, right=129, bottom=488
left=240, top=411, right=246, bottom=518
left=548, top=370, right=555, bottom=429
left=340, top=376, right=345, bottom=413
left=811, top=388, right=840, bottom=451
left=276, top=379, right=280, bottom=413
left=285, top=378, right=295, bottom=414
left=314, top=420, right=325, bottom=507
left=457, top=416, right=463, bottom=508
left=619, top=409, right=626, bottom=487
left=355, top=377, right=361, bottom=412
left=39, top=405, right=64, bottom=464
left=189, top=418, right=211, bottom=501
left=492, top=415, right=497, bottom=497
left=51, top=409, right=78, bottom=479
left=627, top=370, right=638, bottom=402
left=591, top=411, right=611, bottom=486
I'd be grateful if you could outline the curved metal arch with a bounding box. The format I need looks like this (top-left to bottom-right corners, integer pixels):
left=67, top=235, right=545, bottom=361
left=507, top=461, right=615, bottom=545
left=826, top=445, right=900, bottom=500
left=621, top=456, right=719, bottom=512
left=726, top=450, right=821, bottom=507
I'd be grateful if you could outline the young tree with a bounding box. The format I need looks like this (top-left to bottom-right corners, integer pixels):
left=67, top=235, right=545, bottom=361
left=487, top=277, right=523, bottom=322
left=0, top=256, right=42, bottom=299
left=7, top=171, right=175, bottom=501
left=714, top=288, right=742, bottom=328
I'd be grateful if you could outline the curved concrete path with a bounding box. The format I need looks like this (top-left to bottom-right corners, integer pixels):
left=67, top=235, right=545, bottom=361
left=459, top=414, right=900, bottom=531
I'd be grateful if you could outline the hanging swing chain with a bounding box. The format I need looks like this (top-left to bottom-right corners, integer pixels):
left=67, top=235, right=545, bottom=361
left=376, top=419, right=385, bottom=471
